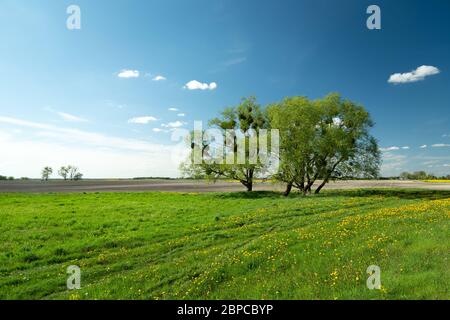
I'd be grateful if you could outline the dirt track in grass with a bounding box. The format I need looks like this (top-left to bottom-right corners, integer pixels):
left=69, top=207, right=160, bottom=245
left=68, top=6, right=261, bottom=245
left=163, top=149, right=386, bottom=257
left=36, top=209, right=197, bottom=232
left=0, top=179, right=449, bottom=193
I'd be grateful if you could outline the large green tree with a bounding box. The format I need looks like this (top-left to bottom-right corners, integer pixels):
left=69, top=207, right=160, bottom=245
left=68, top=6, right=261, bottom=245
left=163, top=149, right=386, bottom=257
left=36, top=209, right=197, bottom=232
left=181, top=97, right=269, bottom=191
left=268, top=93, right=380, bottom=195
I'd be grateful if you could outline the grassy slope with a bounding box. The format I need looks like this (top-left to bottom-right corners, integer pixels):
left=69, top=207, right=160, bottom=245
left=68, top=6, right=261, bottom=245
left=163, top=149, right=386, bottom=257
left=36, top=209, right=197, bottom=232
left=0, top=189, right=448, bottom=300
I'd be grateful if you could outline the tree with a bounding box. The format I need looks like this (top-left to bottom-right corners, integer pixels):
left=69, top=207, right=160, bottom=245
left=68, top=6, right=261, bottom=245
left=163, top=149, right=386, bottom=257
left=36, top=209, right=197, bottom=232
left=68, top=166, right=82, bottom=180
left=181, top=97, right=270, bottom=191
left=41, top=167, right=53, bottom=181
left=58, top=166, right=69, bottom=180
left=400, top=172, right=410, bottom=180
left=399, top=171, right=435, bottom=180
left=267, top=96, right=319, bottom=195
left=412, top=171, right=429, bottom=180
left=58, top=165, right=83, bottom=181
left=268, top=93, right=380, bottom=196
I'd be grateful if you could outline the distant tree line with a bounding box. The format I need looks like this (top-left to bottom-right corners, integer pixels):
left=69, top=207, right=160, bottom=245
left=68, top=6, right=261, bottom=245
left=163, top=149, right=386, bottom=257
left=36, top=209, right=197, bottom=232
left=399, top=171, right=450, bottom=180
left=0, top=176, right=31, bottom=180
left=0, top=175, right=15, bottom=181
left=181, top=93, right=381, bottom=195
left=41, top=165, right=84, bottom=181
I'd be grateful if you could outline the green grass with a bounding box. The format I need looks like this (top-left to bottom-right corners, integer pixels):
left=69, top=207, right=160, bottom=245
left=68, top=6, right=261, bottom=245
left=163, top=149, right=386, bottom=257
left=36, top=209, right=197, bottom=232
left=0, top=189, right=448, bottom=300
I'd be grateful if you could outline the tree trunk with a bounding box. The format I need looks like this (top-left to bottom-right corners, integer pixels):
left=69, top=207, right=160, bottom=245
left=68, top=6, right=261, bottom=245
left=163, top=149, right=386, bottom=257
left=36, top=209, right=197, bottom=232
left=315, top=158, right=345, bottom=194
left=300, top=181, right=305, bottom=191
left=304, top=185, right=312, bottom=194
left=246, top=168, right=254, bottom=192
left=284, top=182, right=293, bottom=196
left=315, top=180, right=327, bottom=194
left=304, top=172, right=318, bottom=195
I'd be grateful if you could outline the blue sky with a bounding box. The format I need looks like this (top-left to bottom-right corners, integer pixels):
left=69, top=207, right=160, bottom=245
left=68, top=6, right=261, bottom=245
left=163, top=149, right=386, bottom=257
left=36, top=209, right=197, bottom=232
left=0, top=0, right=449, bottom=178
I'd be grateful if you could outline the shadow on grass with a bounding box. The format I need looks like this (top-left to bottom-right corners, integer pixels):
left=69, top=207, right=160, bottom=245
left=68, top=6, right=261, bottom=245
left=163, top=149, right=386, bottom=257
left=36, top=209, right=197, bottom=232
left=215, top=188, right=450, bottom=201
left=321, top=188, right=450, bottom=200
left=214, top=191, right=284, bottom=200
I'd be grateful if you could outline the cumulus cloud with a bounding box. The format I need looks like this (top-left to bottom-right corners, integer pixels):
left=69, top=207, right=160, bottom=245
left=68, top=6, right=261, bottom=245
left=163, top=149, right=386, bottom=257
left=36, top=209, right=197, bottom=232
left=388, top=65, right=440, bottom=84
left=117, top=70, right=140, bottom=78
left=432, top=143, right=450, bottom=148
left=380, top=146, right=412, bottom=151
left=420, top=145, right=427, bottom=149
left=152, top=128, right=163, bottom=132
left=128, top=116, right=158, bottom=124
left=152, top=75, right=166, bottom=81
left=168, top=108, right=179, bottom=112
left=177, top=113, right=186, bottom=117
left=162, top=121, right=186, bottom=128
left=183, top=80, right=217, bottom=91
left=380, top=146, right=400, bottom=152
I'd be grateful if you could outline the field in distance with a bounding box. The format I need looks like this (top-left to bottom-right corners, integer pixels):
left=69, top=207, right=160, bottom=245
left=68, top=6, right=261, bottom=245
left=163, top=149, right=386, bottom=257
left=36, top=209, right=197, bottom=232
left=1, top=179, right=450, bottom=193
left=0, top=189, right=448, bottom=299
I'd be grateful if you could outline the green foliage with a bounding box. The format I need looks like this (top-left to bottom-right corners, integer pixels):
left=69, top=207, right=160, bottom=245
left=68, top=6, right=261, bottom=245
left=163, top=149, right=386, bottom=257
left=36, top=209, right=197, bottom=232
left=58, top=166, right=83, bottom=181
left=58, top=166, right=69, bottom=180
left=268, top=93, right=380, bottom=195
left=0, top=189, right=448, bottom=299
left=41, top=167, right=53, bottom=181
left=400, top=171, right=449, bottom=180
left=183, top=93, right=380, bottom=194
left=182, top=97, right=269, bottom=191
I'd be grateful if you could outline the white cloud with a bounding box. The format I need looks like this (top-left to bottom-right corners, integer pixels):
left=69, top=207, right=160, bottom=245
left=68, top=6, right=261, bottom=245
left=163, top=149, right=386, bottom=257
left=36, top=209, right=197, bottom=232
left=152, top=128, right=164, bottom=132
left=117, top=70, right=140, bottom=78
left=168, top=109, right=186, bottom=118
left=128, top=116, right=158, bottom=124
left=162, top=121, right=186, bottom=128
left=432, top=143, right=450, bottom=148
left=183, top=80, right=217, bottom=91
left=57, top=112, right=88, bottom=123
left=380, top=146, right=400, bottom=152
left=0, top=116, right=187, bottom=178
left=444, top=164, right=450, bottom=167
left=420, top=145, right=427, bottom=149
left=388, top=65, right=440, bottom=84
left=381, top=152, right=407, bottom=176
left=401, top=146, right=410, bottom=150
left=152, top=75, right=166, bottom=81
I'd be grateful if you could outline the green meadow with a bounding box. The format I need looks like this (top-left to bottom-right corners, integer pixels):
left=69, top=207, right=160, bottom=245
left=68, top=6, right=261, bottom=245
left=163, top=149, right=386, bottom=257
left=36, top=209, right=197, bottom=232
left=0, top=189, right=448, bottom=300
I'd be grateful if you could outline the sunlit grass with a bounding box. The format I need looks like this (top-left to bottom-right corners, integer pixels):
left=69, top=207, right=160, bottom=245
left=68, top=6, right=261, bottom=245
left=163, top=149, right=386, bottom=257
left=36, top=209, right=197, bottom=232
left=0, top=189, right=448, bottom=300
left=422, top=180, right=450, bottom=183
